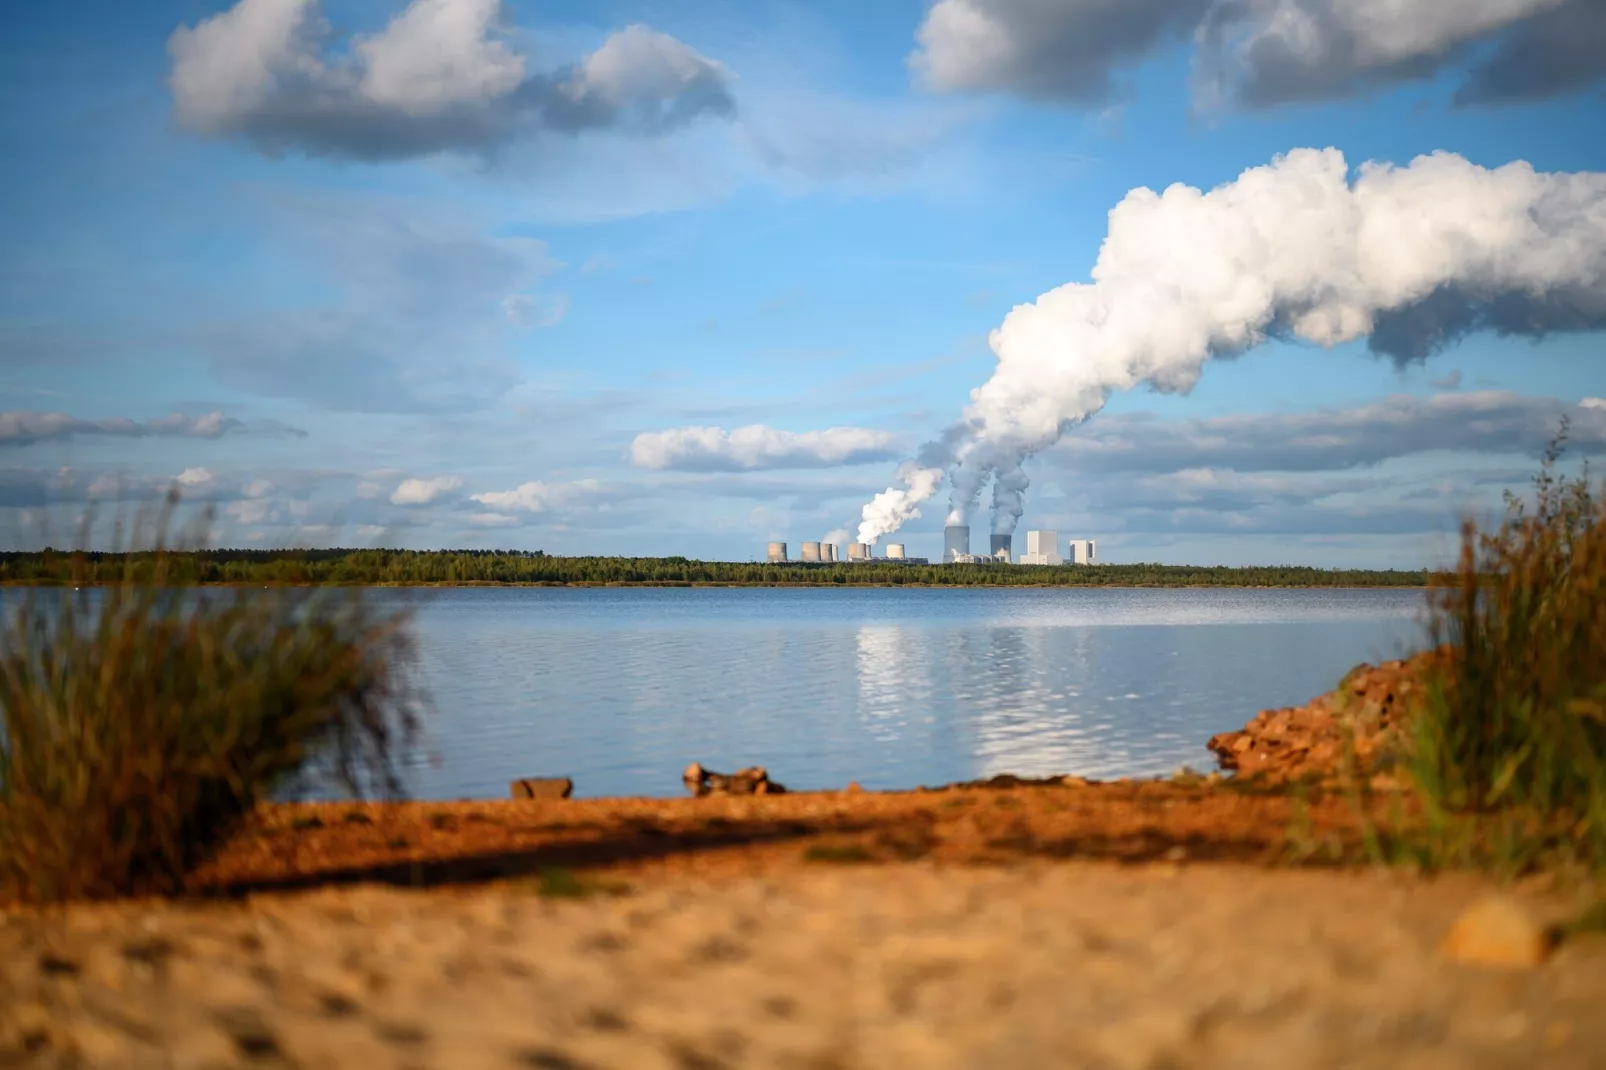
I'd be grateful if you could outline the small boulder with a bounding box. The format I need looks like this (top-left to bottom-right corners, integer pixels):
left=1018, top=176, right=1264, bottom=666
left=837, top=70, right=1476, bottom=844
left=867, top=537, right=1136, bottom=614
left=1441, top=896, right=1550, bottom=969
left=510, top=777, right=573, bottom=800
left=683, top=762, right=786, bottom=796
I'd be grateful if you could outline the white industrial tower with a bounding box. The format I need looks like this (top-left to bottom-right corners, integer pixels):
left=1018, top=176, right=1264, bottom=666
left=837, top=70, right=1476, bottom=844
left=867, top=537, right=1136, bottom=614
left=1020, top=530, right=1062, bottom=565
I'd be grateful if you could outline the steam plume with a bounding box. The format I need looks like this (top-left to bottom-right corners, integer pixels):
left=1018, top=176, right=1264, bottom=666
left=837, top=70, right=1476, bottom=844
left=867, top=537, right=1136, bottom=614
left=861, top=147, right=1606, bottom=538
left=856, top=463, right=944, bottom=545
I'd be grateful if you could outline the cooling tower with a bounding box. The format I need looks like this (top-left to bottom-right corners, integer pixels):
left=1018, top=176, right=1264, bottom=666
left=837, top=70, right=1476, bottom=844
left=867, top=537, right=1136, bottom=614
left=885, top=543, right=905, bottom=559
left=823, top=542, right=837, bottom=562
left=990, top=534, right=1013, bottom=561
left=943, top=524, right=970, bottom=563
left=800, top=541, right=822, bottom=562
left=847, top=542, right=871, bottom=561
left=766, top=542, right=788, bottom=563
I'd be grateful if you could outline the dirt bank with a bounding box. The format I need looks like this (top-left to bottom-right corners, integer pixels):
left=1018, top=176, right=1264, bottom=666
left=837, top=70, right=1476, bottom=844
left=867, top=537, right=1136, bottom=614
left=175, top=778, right=1357, bottom=896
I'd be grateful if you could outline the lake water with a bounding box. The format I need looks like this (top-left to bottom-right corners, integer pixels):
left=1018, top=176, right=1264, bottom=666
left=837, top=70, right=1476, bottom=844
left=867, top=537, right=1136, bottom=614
left=377, top=586, right=1428, bottom=800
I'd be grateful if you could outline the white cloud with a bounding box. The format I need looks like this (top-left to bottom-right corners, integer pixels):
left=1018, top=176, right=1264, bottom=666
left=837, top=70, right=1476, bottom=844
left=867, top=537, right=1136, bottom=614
left=470, top=479, right=606, bottom=513
left=391, top=475, right=464, bottom=505
left=0, top=409, right=302, bottom=447
left=85, top=475, right=123, bottom=499
left=463, top=511, right=523, bottom=527
left=1582, top=397, right=1606, bottom=410
left=1049, top=390, right=1606, bottom=474
left=355, top=0, right=524, bottom=115
left=356, top=480, right=384, bottom=500
left=176, top=467, right=215, bottom=487
left=226, top=498, right=278, bottom=525
left=631, top=424, right=901, bottom=471
left=910, top=0, right=1606, bottom=109
left=167, top=0, right=735, bottom=160
left=913, top=0, right=1206, bottom=104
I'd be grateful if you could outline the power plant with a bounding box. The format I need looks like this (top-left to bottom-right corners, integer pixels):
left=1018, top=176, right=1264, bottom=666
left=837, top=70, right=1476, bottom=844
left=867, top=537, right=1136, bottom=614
left=1019, top=530, right=1062, bottom=565
left=761, top=537, right=925, bottom=565
left=943, top=524, right=970, bottom=563
left=760, top=529, right=1089, bottom=566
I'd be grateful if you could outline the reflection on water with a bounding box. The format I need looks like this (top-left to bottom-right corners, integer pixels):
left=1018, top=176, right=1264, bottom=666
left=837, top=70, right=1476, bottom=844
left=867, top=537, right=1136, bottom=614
left=383, top=586, right=1425, bottom=800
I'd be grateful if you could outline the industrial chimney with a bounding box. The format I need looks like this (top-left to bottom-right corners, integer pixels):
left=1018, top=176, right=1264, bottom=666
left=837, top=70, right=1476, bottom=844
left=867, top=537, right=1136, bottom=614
left=943, top=524, right=970, bottom=563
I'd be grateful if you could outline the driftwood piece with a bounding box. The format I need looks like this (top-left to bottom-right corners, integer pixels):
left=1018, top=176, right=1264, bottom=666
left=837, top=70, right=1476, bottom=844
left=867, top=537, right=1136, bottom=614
left=682, top=762, right=787, bottom=797
left=510, top=777, right=574, bottom=800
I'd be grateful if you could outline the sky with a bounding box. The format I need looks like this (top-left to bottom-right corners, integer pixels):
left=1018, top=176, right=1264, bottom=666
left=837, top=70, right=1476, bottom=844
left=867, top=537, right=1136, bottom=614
left=2, top=0, right=1604, bottom=568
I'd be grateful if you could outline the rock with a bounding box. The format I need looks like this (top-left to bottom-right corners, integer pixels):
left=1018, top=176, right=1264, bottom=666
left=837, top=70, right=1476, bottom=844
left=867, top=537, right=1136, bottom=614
left=1441, top=896, right=1550, bottom=969
left=683, top=762, right=786, bottom=797
left=510, top=777, right=573, bottom=800
left=1206, top=646, right=1453, bottom=784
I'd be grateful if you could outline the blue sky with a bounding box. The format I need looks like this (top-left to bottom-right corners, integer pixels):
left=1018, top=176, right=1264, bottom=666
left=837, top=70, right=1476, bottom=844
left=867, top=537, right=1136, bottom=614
left=2, top=0, right=1604, bottom=566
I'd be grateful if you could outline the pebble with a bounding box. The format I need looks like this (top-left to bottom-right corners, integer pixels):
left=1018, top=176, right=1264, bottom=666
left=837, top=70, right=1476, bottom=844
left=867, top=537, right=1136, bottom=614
left=1441, top=896, right=1550, bottom=969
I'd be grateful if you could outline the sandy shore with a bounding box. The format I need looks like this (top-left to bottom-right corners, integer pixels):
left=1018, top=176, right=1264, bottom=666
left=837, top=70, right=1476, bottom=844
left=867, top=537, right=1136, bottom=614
left=1, top=781, right=1604, bottom=1068
left=5, top=859, right=1604, bottom=1069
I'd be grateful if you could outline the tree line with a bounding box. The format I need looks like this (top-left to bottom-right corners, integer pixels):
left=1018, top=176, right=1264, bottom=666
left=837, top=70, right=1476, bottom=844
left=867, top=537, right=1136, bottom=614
left=0, top=548, right=1431, bottom=588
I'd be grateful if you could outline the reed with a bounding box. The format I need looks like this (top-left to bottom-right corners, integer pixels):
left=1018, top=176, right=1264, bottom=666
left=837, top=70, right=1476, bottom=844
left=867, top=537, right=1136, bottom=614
left=0, top=496, right=421, bottom=901
left=1406, top=422, right=1606, bottom=871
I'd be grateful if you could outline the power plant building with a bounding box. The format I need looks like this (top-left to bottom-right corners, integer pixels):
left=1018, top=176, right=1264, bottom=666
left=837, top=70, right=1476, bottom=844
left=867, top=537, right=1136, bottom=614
left=989, top=533, right=1013, bottom=562
left=766, top=539, right=925, bottom=564
left=943, top=524, right=970, bottom=563
left=1020, top=530, right=1062, bottom=566
left=1067, top=539, right=1098, bottom=565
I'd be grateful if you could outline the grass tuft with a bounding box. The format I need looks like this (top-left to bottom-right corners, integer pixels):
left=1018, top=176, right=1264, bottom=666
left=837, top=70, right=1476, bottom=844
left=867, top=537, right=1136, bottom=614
left=0, top=497, right=422, bottom=901
left=1403, top=421, right=1606, bottom=873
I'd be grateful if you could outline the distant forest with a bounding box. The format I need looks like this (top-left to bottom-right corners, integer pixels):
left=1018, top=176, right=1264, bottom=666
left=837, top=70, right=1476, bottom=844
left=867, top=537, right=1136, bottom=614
left=0, top=549, right=1431, bottom=588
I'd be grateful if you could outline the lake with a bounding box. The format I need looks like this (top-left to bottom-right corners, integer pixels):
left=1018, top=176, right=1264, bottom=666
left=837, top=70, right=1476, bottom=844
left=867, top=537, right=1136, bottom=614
left=377, top=586, right=1428, bottom=800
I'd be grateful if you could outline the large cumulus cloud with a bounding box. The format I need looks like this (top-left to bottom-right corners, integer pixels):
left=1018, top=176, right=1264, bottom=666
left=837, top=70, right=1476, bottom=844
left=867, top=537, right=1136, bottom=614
left=912, top=0, right=1606, bottom=109
left=168, top=0, right=736, bottom=160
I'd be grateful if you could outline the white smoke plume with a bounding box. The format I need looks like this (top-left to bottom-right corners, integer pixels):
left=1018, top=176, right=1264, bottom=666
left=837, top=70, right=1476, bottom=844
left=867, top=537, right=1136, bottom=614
left=856, top=463, right=944, bottom=545
left=862, top=147, right=1606, bottom=539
